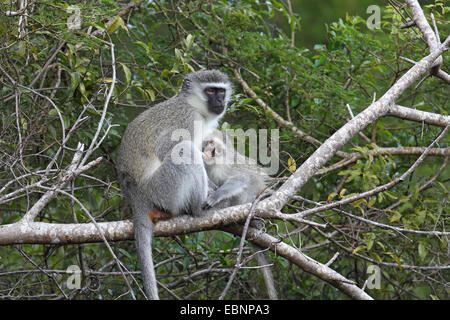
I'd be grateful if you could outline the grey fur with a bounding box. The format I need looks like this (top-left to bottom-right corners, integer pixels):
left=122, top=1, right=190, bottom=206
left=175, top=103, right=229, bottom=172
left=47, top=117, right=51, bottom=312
left=202, top=129, right=271, bottom=209
left=117, top=70, right=232, bottom=299
left=202, top=129, right=278, bottom=299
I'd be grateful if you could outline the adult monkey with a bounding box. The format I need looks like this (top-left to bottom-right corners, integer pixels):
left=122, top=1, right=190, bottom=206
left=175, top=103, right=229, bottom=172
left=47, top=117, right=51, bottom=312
left=116, top=70, right=232, bottom=299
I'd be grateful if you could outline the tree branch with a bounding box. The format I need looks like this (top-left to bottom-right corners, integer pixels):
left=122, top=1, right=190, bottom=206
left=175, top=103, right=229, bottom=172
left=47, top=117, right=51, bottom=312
left=269, top=35, right=449, bottom=210
left=388, top=104, right=450, bottom=127
left=223, top=225, right=373, bottom=300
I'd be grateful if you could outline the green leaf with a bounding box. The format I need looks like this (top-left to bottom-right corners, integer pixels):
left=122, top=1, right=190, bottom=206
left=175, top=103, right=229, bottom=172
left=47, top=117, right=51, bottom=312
left=352, top=198, right=367, bottom=208
left=366, top=240, right=374, bottom=251
left=376, top=241, right=386, bottom=251
left=352, top=246, right=365, bottom=254
left=108, top=16, right=125, bottom=34
left=121, top=63, right=132, bottom=85
left=386, top=252, right=402, bottom=269
left=146, top=89, right=155, bottom=102
left=184, top=34, right=194, bottom=49
left=418, top=243, right=428, bottom=260
left=118, top=248, right=134, bottom=261
left=135, top=87, right=148, bottom=100
left=240, top=98, right=253, bottom=104
left=288, top=157, right=296, bottom=172
left=368, top=196, right=376, bottom=208
left=134, top=41, right=148, bottom=52
left=48, top=109, right=59, bottom=117
left=384, top=190, right=397, bottom=200
left=175, top=48, right=183, bottom=60
left=78, top=81, right=86, bottom=96
left=412, top=286, right=430, bottom=299
left=369, top=252, right=382, bottom=262
left=327, top=192, right=337, bottom=203
left=161, top=69, right=169, bottom=78
left=389, top=210, right=402, bottom=223
left=93, top=22, right=106, bottom=32
left=18, top=41, right=26, bottom=57
left=69, top=71, right=81, bottom=96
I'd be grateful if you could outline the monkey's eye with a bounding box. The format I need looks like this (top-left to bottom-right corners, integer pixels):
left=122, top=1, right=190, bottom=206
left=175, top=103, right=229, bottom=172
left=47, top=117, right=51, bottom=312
left=218, top=88, right=225, bottom=95
left=205, top=88, right=215, bottom=95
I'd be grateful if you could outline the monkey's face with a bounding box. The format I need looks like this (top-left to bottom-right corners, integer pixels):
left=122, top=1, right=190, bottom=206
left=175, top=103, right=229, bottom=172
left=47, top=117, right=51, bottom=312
left=204, top=87, right=227, bottom=114
left=202, top=141, right=216, bottom=164
left=202, top=140, right=223, bottom=164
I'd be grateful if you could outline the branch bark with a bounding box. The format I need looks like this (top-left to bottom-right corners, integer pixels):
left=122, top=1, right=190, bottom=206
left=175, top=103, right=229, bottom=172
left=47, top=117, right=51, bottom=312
left=0, top=218, right=372, bottom=300
left=404, top=0, right=449, bottom=82
left=388, top=104, right=450, bottom=127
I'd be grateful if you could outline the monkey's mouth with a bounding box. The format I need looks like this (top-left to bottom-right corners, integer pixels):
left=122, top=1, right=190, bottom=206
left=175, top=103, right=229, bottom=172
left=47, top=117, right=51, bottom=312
left=210, top=105, right=225, bottom=114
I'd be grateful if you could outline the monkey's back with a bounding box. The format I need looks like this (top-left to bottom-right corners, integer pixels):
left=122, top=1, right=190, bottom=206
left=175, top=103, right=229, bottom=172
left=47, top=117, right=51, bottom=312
left=117, top=96, right=197, bottom=187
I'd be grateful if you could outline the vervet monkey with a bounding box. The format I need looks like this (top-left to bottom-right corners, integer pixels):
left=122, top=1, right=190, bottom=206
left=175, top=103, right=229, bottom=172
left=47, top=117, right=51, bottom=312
left=202, top=129, right=271, bottom=209
left=202, top=129, right=278, bottom=300
left=117, top=70, right=232, bottom=300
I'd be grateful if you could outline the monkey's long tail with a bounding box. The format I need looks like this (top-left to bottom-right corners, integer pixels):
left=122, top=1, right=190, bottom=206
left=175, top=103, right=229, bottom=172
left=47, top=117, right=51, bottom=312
left=252, top=244, right=278, bottom=300
left=134, top=212, right=159, bottom=300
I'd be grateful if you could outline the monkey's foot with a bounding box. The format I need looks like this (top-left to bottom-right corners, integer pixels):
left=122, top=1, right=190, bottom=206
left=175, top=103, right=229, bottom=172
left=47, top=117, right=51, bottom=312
left=148, top=209, right=172, bottom=224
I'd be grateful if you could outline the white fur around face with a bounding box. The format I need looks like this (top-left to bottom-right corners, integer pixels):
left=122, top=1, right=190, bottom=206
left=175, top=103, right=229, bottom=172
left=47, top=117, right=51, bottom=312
left=192, top=114, right=219, bottom=150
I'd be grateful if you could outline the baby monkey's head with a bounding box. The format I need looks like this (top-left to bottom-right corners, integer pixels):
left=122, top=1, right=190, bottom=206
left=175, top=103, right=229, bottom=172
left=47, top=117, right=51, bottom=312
left=202, top=137, right=225, bottom=165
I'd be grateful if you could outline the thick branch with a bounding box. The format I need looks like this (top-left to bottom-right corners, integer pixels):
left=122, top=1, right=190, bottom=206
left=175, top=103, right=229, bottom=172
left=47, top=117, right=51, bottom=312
left=0, top=221, right=133, bottom=245
left=223, top=225, right=373, bottom=300
left=388, top=104, right=450, bottom=127
left=0, top=219, right=371, bottom=300
left=269, top=36, right=449, bottom=209
left=404, top=0, right=447, bottom=78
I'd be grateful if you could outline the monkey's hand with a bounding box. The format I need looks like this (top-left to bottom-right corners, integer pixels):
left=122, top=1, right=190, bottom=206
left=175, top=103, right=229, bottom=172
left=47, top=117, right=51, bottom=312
left=207, top=179, right=218, bottom=194
left=148, top=208, right=172, bottom=224
left=202, top=194, right=221, bottom=210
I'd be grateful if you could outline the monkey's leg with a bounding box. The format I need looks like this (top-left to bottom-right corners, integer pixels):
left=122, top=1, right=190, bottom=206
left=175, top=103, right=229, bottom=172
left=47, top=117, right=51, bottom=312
left=202, top=176, right=249, bottom=209
left=146, top=140, right=209, bottom=217
left=148, top=208, right=172, bottom=224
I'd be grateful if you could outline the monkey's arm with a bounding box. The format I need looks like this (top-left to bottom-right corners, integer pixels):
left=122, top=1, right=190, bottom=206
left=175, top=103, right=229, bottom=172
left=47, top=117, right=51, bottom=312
left=153, top=129, right=180, bottom=161
left=153, top=119, right=196, bottom=161
left=203, top=175, right=250, bottom=209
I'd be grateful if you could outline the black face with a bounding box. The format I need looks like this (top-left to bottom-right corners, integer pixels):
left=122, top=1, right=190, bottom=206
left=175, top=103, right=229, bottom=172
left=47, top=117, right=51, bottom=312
left=204, top=87, right=226, bottom=114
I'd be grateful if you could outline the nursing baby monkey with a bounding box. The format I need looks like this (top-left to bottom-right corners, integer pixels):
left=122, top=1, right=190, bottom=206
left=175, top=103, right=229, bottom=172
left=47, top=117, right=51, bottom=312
left=202, top=129, right=277, bottom=300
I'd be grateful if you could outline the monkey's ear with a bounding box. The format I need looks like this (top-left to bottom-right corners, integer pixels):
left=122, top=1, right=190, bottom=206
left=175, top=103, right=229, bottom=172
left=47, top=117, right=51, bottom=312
left=181, top=78, right=191, bottom=92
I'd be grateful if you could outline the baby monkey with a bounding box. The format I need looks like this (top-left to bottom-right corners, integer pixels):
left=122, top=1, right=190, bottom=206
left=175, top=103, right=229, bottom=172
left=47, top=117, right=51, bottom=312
left=202, top=129, right=277, bottom=299
left=202, top=129, right=270, bottom=209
